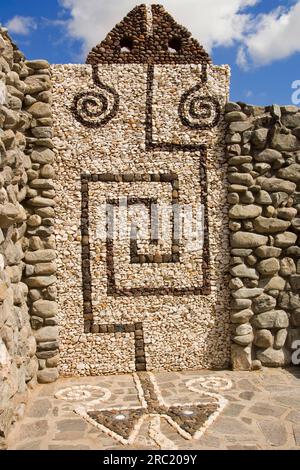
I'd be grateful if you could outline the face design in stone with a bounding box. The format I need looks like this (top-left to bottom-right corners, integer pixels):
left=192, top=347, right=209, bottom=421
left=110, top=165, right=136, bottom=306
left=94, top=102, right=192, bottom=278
left=55, top=3, right=229, bottom=376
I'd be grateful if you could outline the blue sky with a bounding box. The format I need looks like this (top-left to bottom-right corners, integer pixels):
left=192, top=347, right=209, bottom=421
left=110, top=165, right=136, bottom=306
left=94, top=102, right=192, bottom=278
left=1, top=0, right=300, bottom=106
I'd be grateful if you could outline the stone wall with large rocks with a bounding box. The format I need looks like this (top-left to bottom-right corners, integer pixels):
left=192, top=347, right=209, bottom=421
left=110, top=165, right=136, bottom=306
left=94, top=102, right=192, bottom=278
left=0, top=27, right=56, bottom=445
left=226, top=102, right=300, bottom=370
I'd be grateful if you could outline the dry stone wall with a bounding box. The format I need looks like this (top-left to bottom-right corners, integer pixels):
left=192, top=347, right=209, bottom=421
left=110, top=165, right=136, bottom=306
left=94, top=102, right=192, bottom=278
left=24, top=63, right=58, bottom=385
left=0, top=27, right=56, bottom=444
left=226, top=102, right=300, bottom=370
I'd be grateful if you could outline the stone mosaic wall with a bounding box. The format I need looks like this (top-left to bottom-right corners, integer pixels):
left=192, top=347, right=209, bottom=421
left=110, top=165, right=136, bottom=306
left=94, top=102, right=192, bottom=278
left=226, top=103, right=300, bottom=370
left=0, top=28, right=56, bottom=444
left=52, top=60, right=231, bottom=376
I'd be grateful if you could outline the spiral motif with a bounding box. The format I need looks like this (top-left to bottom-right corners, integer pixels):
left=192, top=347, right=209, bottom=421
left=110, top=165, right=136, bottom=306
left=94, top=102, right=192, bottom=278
left=73, top=73, right=119, bottom=128
left=186, top=376, right=233, bottom=392
left=55, top=385, right=111, bottom=404
left=179, top=84, right=221, bottom=130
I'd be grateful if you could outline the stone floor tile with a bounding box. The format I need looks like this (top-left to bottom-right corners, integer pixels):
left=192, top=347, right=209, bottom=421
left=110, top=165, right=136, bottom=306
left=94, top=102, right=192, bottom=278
left=293, top=425, right=300, bottom=446
left=27, top=398, right=52, bottom=418
left=236, top=379, right=258, bottom=391
left=223, top=403, right=244, bottom=417
left=274, top=394, right=300, bottom=410
left=248, top=402, right=286, bottom=418
left=241, top=417, right=253, bottom=425
left=286, top=410, right=300, bottom=424
left=209, top=417, right=252, bottom=435
left=258, top=419, right=288, bottom=447
left=223, top=394, right=239, bottom=402
left=239, top=391, right=255, bottom=400
left=15, top=440, right=42, bottom=450
left=195, top=433, right=220, bottom=448
left=153, top=372, right=182, bottom=381
left=18, top=420, right=48, bottom=440
left=56, top=418, right=87, bottom=432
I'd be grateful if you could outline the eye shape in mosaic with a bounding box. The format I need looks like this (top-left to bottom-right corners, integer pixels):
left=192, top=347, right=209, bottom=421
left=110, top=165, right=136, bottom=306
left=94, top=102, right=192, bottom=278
left=178, top=83, right=221, bottom=130
left=72, top=67, right=119, bottom=128
left=65, top=373, right=232, bottom=448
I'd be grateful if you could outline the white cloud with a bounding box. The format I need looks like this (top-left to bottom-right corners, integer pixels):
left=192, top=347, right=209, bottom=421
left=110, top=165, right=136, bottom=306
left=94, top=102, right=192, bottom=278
left=59, top=0, right=300, bottom=68
left=59, top=0, right=259, bottom=58
left=241, top=2, right=300, bottom=67
left=236, top=46, right=249, bottom=70
left=5, top=15, right=37, bottom=36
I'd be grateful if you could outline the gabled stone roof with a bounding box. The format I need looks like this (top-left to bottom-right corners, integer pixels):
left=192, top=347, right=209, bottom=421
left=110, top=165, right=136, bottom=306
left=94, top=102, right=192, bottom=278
left=86, top=4, right=210, bottom=65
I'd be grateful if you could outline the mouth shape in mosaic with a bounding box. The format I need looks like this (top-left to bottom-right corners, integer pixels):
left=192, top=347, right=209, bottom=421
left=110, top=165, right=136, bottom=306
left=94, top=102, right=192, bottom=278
left=55, top=374, right=232, bottom=448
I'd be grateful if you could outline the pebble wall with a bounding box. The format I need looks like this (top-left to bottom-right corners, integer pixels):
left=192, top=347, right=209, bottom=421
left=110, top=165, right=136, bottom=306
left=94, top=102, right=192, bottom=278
left=51, top=5, right=231, bottom=376
left=0, top=27, right=57, bottom=444
left=52, top=64, right=231, bottom=375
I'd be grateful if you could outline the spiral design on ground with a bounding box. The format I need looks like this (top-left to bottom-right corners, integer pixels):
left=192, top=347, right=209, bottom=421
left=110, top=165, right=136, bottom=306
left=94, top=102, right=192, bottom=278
left=179, top=84, right=221, bottom=130
left=186, top=376, right=232, bottom=392
left=55, top=385, right=111, bottom=404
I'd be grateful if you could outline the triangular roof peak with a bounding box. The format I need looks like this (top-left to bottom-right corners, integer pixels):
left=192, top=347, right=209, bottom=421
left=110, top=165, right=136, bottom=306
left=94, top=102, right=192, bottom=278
left=86, top=4, right=210, bottom=65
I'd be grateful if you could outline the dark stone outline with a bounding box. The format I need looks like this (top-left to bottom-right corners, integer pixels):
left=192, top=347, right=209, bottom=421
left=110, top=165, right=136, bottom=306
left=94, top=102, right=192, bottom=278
left=107, top=191, right=180, bottom=264
left=90, top=322, right=146, bottom=371
left=178, top=83, right=221, bottom=130
left=72, top=67, right=120, bottom=128
left=145, top=64, right=212, bottom=152
left=76, top=91, right=108, bottom=118
left=81, top=165, right=210, bottom=298
left=80, top=161, right=210, bottom=371
left=78, top=65, right=214, bottom=372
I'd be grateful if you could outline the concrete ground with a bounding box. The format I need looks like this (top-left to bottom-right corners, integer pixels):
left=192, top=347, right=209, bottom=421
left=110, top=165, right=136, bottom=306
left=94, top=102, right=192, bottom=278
left=7, top=367, right=300, bottom=450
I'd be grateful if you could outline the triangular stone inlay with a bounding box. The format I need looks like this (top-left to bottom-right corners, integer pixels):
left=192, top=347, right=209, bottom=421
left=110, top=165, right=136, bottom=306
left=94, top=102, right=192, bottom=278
left=87, top=408, right=146, bottom=440
left=165, top=404, right=219, bottom=437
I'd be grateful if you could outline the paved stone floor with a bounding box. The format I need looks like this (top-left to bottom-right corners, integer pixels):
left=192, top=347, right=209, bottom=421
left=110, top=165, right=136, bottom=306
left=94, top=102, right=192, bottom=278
left=7, top=367, right=300, bottom=450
